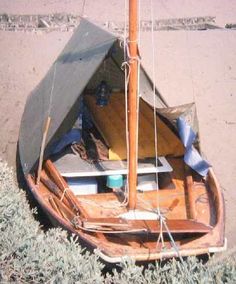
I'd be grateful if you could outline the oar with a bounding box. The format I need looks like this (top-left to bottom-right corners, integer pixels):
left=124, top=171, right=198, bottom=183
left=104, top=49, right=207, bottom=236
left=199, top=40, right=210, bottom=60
left=48, top=195, right=76, bottom=223
left=44, top=159, right=89, bottom=218
left=40, top=171, right=71, bottom=209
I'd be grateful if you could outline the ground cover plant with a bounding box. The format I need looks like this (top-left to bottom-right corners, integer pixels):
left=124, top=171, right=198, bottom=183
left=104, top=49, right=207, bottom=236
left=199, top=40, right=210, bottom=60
left=0, top=159, right=235, bottom=283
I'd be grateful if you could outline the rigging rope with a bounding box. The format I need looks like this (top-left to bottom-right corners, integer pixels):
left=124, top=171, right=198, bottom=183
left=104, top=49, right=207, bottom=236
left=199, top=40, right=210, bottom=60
left=149, top=5, right=195, bottom=283
left=136, top=0, right=141, bottom=194
left=150, top=0, right=165, bottom=248
left=123, top=0, right=129, bottom=205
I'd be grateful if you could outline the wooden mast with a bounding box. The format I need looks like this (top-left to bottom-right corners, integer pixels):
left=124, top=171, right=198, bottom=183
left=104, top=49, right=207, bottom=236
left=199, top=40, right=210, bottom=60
left=128, top=0, right=138, bottom=210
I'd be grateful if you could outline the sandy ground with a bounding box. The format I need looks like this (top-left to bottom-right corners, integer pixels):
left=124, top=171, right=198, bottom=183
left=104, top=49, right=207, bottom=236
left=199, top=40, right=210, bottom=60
left=0, top=1, right=235, bottom=248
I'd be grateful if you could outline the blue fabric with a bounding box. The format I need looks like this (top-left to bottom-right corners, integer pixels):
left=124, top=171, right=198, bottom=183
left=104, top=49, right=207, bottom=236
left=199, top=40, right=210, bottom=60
left=82, top=105, right=93, bottom=129
left=177, top=116, right=210, bottom=176
left=52, top=128, right=81, bottom=154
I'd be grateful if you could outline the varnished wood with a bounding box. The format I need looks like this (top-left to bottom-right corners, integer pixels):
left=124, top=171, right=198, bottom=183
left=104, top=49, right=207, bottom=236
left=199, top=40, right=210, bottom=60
left=82, top=217, right=212, bottom=234
left=75, top=159, right=190, bottom=221
left=52, top=196, right=75, bottom=221
left=44, top=159, right=89, bottom=218
left=48, top=196, right=63, bottom=217
left=40, top=171, right=71, bottom=209
left=44, top=160, right=108, bottom=243
left=128, top=0, right=138, bottom=210
left=26, top=157, right=225, bottom=262
left=185, top=165, right=197, bottom=220
left=84, top=92, right=184, bottom=160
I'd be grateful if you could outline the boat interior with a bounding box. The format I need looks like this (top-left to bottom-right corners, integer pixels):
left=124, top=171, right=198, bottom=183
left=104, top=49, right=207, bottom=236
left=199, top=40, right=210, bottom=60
left=26, top=89, right=225, bottom=261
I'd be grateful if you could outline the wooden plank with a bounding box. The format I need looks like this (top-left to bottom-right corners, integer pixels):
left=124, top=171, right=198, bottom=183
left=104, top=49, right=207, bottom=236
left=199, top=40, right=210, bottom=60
left=82, top=217, right=212, bottom=234
left=53, top=154, right=172, bottom=177
left=84, top=93, right=185, bottom=161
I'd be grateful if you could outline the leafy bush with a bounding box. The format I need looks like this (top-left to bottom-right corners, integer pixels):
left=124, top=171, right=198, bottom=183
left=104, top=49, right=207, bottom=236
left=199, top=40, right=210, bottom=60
left=107, top=255, right=236, bottom=284
left=0, top=160, right=235, bottom=283
left=0, top=161, right=104, bottom=283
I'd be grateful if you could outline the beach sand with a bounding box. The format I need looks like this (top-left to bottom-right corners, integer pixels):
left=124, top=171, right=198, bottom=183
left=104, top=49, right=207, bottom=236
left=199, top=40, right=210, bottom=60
left=0, top=0, right=235, bottom=248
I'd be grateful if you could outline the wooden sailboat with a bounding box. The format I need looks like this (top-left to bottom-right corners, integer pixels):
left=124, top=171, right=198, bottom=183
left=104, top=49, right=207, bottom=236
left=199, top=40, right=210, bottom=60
left=19, top=0, right=225, bottom=263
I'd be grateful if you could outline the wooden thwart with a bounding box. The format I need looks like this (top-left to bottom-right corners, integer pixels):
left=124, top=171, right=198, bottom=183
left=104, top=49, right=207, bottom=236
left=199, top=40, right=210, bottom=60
left=53, top=154, right=172, bottom=177
left=82, top=217, right=212, bottom=234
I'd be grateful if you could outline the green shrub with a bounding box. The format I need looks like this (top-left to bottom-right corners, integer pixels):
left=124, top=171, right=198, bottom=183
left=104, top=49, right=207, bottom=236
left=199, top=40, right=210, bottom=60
left=0, top=161, right=104, bottom=283
left=0, top=160, right=235, bottom=283
left=108, top=255, right=236, bottom=284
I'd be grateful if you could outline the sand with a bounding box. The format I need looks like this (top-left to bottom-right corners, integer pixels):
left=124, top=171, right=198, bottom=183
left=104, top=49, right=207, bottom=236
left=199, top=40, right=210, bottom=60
left=0, top=0, right=235, bottom=248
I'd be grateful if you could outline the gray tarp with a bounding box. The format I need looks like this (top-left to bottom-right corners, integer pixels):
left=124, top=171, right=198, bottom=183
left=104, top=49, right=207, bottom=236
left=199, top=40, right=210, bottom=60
left=157, top=103, right=199, bottom=144
left=19, top=19, right=116, bottom=173
left=19, top=18, right=198, bottom=174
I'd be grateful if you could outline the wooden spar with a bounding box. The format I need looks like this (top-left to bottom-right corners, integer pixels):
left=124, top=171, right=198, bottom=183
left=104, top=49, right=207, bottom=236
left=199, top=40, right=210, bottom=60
left=44, top=159, right=89, bottom=218
left=128, top=0, right=138, bottom=210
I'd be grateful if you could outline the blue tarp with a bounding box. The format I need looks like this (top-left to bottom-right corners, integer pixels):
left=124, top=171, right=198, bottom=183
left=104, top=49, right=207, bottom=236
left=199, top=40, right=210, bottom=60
left=177, top=116, right=210, bottom=176
left=51, top=128, right=81, bottom=154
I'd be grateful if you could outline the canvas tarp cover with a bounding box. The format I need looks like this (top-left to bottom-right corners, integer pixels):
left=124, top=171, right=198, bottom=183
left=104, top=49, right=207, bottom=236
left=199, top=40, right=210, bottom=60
left=85, top=39, right=168, bottom=108
left=19, top=19, right=117, bottom=174
left=19, top=18, right=199, bottom=175
left=157, top=103, right=200, bottom=147
left=19, top=19, right=170, bottom=174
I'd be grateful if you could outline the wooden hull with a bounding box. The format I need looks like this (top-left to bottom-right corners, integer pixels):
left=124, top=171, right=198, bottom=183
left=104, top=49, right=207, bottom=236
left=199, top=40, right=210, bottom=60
left=26, top=159, right=226, bottom=263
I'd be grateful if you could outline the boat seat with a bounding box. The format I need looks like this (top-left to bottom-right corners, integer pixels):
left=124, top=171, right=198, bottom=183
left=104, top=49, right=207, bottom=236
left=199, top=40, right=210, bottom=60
left=53, top=152, right=173, bottom=177
left=81, top=217, right=212, bottom=234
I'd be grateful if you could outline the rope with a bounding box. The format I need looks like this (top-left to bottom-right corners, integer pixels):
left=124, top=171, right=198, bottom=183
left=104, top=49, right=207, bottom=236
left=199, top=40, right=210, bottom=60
left=75, top=196, right=127, bottom=209
left=150, top=0, right=159, bottom=199
left=60, top=187, right=69, bottom=202
left=122, top=0, right=142, bottom=204
left=75, top=191, right=186, bottom=212
left=148, top=6, right=195, bottom=283
left=162, top=218, right=195, bottom=284
left=136, top=0, right=141, bottom=192
left=156, top=215, right=165, bottom=249
left=123, top=0, right=129, bottom=205
left=72, top=216, right=147, bottom=234
left=150, top=0, right=165, bottom=248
